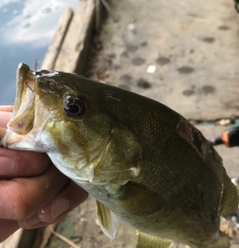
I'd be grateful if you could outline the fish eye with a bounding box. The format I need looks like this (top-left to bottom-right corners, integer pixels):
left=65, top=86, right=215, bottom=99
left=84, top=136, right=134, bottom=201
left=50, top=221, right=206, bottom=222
left=62, top=95, right=85, bottom=117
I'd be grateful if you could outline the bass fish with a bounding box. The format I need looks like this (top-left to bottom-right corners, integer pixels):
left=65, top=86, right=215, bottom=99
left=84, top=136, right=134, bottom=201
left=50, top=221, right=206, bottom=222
left=1, top=63, right=238, bottom=248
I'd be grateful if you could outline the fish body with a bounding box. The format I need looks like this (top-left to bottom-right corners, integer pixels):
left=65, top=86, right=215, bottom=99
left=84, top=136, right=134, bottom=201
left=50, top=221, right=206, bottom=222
left=1, top=63, right=238, bottom=248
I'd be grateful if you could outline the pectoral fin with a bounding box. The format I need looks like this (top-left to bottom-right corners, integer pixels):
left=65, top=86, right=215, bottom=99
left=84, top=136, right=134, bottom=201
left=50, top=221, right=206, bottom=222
left=137, top=231, right=175, bottom=248
left=96, top=200, right=119, bottom=239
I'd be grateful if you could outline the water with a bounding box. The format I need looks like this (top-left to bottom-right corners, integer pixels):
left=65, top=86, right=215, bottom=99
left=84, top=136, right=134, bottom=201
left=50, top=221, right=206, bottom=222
left=0, top=0, right=79, bottom=104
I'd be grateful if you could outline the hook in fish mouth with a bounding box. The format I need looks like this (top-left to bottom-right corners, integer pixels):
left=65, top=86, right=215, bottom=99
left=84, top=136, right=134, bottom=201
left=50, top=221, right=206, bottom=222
left=1, top=63, right=50, bottom=148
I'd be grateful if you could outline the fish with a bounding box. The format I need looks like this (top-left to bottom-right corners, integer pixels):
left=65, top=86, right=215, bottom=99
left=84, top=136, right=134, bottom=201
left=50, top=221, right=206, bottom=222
left=1, top=63, right=238, bottom=248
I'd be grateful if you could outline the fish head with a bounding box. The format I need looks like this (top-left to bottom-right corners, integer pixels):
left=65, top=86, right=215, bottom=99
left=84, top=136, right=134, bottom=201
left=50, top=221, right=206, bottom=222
left=1, top=63, right=141, bottom=185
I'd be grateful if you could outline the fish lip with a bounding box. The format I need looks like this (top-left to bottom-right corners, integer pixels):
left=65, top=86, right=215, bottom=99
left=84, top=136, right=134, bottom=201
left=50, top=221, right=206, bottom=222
left=7, top=63, right=36, bottom=136
left=13, top=63, right=32, bottom=116
left=12, top=63, right=36, bottom=114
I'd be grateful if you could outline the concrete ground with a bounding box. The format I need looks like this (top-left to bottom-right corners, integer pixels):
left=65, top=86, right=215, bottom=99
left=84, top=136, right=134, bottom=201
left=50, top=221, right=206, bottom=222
left=86, top=0, right=239, bottom=176
left=47, top=0, right=239, bottom=247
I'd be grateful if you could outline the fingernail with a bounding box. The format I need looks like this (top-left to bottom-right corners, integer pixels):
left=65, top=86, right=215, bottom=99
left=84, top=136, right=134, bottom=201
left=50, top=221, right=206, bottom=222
left=0, top=156, right=15, bottom=176
left=19, top=214, right=41, bottom=228
left=51, top=198, right=69, bottom=220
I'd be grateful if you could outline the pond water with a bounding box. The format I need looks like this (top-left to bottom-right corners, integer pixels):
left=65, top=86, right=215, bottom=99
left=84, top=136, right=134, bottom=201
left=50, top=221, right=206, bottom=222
left=0, top=0, right=79, bottom=105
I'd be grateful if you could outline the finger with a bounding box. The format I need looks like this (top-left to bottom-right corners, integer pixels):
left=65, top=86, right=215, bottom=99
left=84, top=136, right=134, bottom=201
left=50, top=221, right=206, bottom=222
left=37, top=181, right=88, bottom=224
left=0, top=127, right=6, bottom=139
left=0, top=220, right=19, bottom=242
left=0, top=111, right=12, bottom=140
left=18, top=213, right=68, bottom=230
left=0, top=106, right=14, bottom=112
left=0, top=165, right=69, bottom=220
left=18, top=181, right=88, bottom=229
left=0, top=111, right=12, bottom=128
left=0, top=148, right=51, bottom=177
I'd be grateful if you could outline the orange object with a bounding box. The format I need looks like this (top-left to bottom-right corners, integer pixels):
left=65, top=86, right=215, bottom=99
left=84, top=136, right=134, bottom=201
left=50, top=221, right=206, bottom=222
left=222, top=130, right=230, bottom=147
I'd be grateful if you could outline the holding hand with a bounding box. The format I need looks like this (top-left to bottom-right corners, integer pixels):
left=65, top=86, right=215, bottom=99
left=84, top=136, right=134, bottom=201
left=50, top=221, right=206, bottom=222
left=0, top=106, right=88, bottom=242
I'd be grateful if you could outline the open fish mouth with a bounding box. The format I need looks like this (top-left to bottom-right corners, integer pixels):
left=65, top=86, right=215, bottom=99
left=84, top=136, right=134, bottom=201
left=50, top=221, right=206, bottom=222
left=1, top=63, right=49, bottom=149
left=11, top=63, right=36, bottom=135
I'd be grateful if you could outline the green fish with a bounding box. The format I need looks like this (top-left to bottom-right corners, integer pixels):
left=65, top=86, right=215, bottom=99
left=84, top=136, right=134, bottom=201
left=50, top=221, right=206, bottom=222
left=1, top=63, right=238, bottom=248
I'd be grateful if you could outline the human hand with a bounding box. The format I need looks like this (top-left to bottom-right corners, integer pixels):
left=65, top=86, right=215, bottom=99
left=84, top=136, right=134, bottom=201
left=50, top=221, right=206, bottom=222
left=0, top=106, right=88, bottom=242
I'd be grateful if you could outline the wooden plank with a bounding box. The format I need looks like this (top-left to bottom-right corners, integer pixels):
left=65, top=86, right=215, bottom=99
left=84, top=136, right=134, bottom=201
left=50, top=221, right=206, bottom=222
left=41, top=8, right=74, bottom=70
left=54, top=0, right=95, bottom=73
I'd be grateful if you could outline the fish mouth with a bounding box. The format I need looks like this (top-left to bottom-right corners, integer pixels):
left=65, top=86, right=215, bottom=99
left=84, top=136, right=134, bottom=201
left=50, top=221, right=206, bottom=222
left=1, top=63, right=46, bottom=148
left=12, top=63, right=35, bottom=121
left=9, top=63, right=36, bottom=136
